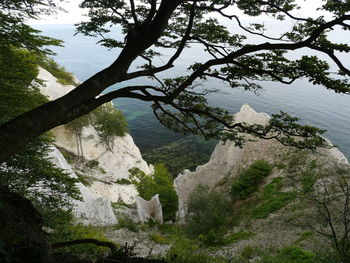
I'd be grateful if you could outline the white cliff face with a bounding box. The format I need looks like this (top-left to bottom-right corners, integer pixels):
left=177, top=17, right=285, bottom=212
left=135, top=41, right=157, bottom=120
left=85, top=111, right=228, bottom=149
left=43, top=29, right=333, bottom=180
left=48, top=146, right=117, bottom=226
left=175, top=104, right=349, bottom=221
left=52, top=125, right=151, bottom=203
left=36, top=66, right=152, bottom=211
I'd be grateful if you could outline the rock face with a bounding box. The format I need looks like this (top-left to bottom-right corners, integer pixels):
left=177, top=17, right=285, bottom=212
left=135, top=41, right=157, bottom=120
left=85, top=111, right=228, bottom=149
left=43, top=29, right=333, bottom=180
left=174, top=104, right=349, bottom=221
left=37, top=67, right=152, bottom=204
left=48, top=147, right=117, bottom=226
left=135, top=194, right=163, bottom=224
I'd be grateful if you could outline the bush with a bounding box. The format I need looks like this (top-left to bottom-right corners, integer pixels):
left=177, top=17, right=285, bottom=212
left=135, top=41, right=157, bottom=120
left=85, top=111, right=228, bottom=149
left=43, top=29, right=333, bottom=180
left=130, top=164, right=178, bottom=221
left=113, top=216, right=139, bottom=232
left=186, top=185, right=231, bottom=246
left=36, top=56, right=78, bottom=86
left=231, top=160, right=273, bottom=200
left=90, top=103, right=128, bottom=148
left=49, top=224, right=113, bottom=261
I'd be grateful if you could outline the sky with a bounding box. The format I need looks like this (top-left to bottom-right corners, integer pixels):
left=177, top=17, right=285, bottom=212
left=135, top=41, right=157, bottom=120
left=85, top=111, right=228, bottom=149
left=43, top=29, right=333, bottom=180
left=28, top=0, right=329, bottom=25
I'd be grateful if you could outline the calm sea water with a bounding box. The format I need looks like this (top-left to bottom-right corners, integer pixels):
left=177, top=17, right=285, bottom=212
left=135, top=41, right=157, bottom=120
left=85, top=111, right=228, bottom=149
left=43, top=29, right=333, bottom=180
left=34, top=24, right=350, bottom=160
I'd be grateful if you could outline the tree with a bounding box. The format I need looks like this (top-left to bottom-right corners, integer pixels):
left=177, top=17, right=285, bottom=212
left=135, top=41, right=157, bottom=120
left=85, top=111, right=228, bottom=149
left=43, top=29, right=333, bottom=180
left=1, top=0, right=350, bottom=163
left=289, top=164, right=350, bottom=262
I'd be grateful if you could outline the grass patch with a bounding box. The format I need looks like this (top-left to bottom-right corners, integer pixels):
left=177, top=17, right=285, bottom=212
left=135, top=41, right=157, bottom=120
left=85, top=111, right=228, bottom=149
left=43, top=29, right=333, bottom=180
left=230, top=160, right=273, bottom=200
left=49, top=224, right=114, bottom=261
left=37, top=56, right=78, bottom=86
left=259, top=246, right=316, bottom=263
left=113, top=216, right=139, bottom=232
left=224, top=231, right=255, bottom=244
left=251, top=177, right=296, bottom=219
left=76, top=172, right=93, bottom=186
left=251, top=192, right=296, bottom=219
left=301, top=171, right=317, bottom=193
left=149, top=233, right=173, bottom=244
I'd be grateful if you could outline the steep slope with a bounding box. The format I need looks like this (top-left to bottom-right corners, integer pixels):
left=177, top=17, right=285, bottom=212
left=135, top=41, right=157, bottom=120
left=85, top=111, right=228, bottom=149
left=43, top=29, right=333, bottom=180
left=37, top=67, right=152, bottom=204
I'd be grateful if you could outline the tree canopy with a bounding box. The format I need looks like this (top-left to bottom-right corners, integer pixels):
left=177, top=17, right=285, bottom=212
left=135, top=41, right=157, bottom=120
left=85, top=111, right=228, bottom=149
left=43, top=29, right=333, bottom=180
left=1, top=0, right=350, bottom=162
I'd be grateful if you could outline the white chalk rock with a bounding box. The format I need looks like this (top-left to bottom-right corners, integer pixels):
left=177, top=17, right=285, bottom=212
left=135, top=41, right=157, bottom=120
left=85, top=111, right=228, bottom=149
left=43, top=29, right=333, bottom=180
left=48, top=146, right=117, bottom=226
left=135, top=194, right=163, bottom=224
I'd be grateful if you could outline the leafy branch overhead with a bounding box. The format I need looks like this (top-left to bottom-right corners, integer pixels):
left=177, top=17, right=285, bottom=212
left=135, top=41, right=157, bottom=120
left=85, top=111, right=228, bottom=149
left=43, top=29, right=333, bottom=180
left=1, top=0, right=350, bottom=161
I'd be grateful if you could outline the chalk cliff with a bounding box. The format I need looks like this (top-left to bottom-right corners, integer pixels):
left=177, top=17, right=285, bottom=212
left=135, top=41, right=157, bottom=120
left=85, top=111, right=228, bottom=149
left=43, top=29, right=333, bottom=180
left=175, top=104, right=349, bottom=221
left=36, top=67, right=153, bottom=224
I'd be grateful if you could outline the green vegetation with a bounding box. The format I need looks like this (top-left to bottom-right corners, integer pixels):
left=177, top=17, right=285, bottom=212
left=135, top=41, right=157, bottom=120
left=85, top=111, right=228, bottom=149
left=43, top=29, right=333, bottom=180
left=36, top=56, right=78, bottom=85
left=258, top=247, right=316, bottom=263
left=251, top=177, right=296, bottom=219
left=230, top=160, right=273, bottom=200
left=149, top=233, right=173, bottom=244
left=130, top=164, right=178, bottom=221
left=90, top=103, right=128, bottom=149
left=113, top=216, right=140, bottom=232
left=49, top=224, right=114, bottom=261
left=224, top=231, right=255, bottom=244
left=166, top=252, right=226, bottom=263
left=143, top=135, right=217, bottom=175
left=0, top=47, right=81, bottom=211
left=186, top=185, right=231, bottom=246
left=115, top=178, right=132, bottom=185
left=76, top=172, right=93, bottom=186
left=65, top=102, right=128, bottom=154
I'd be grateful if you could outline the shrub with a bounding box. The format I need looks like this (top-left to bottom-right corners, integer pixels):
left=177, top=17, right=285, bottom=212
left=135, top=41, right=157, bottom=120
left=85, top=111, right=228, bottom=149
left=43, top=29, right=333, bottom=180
left=186, top=185, right=231, bottom=246
left=231, top=160, right=273, bottom=200
left=90, top=103, right=128, bottom=149
left=149, top=233, right=172, bottom=244
left=36, top=56, right=78, bottom=86
left=258, top=247, right=316, bottom=263
left=130, top=164, right=178, bottom=221
left=113, top=216, right=139, bottom=232
left=49, top=224, right=113, bottom=261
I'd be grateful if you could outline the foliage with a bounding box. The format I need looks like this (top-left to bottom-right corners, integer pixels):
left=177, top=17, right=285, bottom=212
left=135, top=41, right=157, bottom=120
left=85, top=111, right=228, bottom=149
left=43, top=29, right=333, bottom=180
left=149, top=233, right=172, bottom=245
left=291, top=165, right=350, bottom=263
left=143, top=135, right=217, bottom=175
left=4, top=0, right=350, bottom=164
left=36, top=55, right=78, bottom=85
left=0, top=47, right=81, bottom=210
left=251, top=177, right=296, bottom=219
left=75, top=172, right=93, bottom=186
left=49, top=224, right=114, bottom=261
left=130, top=164, right=178, bottom=221
left=186, top=185, right=231, bottom=246
left=166, top=252, right=226, bottom=263
left=0, top=0, right=63, bottom=55
left=224, top=231, right=255, bottom=245
left=115, top=178, right=132, bottom=185
left=231, top=160, right=273, bottom=200
left=65, top=102, right=128, bottom=153
left=258, top=247, right=316, bottom=263
left=113, top=216, right=140, bottom=232
left=90, top=103, right=128, bottom=149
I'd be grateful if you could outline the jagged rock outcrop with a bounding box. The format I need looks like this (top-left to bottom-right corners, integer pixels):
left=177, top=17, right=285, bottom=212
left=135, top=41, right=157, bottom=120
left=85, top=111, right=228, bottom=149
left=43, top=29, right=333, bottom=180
left=36, top=67, right=152, bottom=204
left=135, top=194, right=163, bottom=224
left=175, top=104, right=349, bottom=221
left=48, top=146, right=117, bottom=226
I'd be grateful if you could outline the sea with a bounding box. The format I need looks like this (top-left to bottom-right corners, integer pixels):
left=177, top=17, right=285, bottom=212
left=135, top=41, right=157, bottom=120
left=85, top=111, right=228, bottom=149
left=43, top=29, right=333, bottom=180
left=33, top=24, right=350, bottom=160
